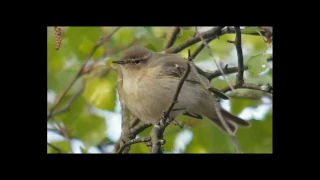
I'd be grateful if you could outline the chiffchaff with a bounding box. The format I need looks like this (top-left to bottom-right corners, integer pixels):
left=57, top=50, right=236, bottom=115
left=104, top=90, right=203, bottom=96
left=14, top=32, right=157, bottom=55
left=112, top=46, right=250, bottom=134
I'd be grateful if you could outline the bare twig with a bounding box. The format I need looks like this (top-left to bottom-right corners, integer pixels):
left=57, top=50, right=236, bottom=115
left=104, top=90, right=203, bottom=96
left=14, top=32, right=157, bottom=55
left=112, top=121, right=152, bottom=153
left=117, top=137, right=151, bottom=154
left=47, top=86, right=84, bottom=120
left=163, top=27, right=181, bottom=49
left=221, top=83, right=273, bottom=96
left=207, top=56, right=272, bottom=80
left=234, top=27, right=244, bottom=85
left=48, top=27, right=121, bottom=118
left=231, top=136, right=242, bottom=153
left=47, top=142, right=62, bottom=153
left=165, top=27, right=224, bottom=54
left=221, top=26, right=265, bottom=36
left=195, top=27, right=236, bottom=93
left=190, top=36, right=215, bottom=60
left=151, top=125, right=162, bottom=153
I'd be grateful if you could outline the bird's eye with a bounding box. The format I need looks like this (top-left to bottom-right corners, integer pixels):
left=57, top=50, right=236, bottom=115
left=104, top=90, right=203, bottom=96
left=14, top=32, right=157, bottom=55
left=133, top=60, right=140, bottom=65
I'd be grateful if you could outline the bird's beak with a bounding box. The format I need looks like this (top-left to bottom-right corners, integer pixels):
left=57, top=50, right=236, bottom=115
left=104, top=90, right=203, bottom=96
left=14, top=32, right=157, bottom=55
left=112, top=59, right=126, bottom=64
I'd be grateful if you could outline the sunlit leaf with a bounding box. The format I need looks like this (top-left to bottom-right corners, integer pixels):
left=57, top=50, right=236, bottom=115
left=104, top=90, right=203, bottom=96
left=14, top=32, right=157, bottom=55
left=72, top=114, right=106, bottom=148
left=246, top=54, right=271, bottom=76
left=67, top=27, right=103, bottom=61
left=93, top=46, right=104, bottom=60
left=83, top=71, right=117, bottom=111
left=47, top=141, right=70, bottom=153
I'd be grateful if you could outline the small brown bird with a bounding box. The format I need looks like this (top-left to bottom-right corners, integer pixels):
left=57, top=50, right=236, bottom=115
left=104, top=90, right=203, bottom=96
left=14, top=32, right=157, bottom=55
left=113, top=46, right=250, bottom=134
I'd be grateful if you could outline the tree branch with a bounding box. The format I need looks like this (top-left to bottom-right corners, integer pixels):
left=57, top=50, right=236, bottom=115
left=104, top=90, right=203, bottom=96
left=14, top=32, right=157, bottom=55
left=221, top=83, right=273, bottom=95
left=195, top=27, right=236, bottom=93
left=48, top=27, right=121, bottom=118
left=206, top=56, right=272, bottom=81
left=117, top=137, right=151, bottom=154
left=165, top=27, right=224, bottom=54
left=233, top=26, right=244, bottom=85
left=163, top=27, right=181, bottom=50
left=221, top=26, right=265, bottom=36
left=190, top=36, right=215, bottom=60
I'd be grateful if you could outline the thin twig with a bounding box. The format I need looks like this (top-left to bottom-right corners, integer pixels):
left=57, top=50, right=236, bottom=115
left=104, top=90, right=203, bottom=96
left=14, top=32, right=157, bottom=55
left=48, top=27, right=121, bottom=117
left=234, top=26, right=244, bottom=85
left=231, top=136, right=242, bottom=153
left=206, top=56, right=272, bottom=80
left=47, top=86, right=84, bottom=120
left=163, top=27, right=181, bottom=49
left=47, top=142, right=62, bottom=153
left=195, top=27, right=236, bottom=93
left=117, top=137, right=151, bottom=154
left=221, top=83, right=273, bottom=96
left=165, top=27, right=224, bottom=54
left=161, top=53, right=191, bottom=123
left=190, top=36, right=215, bottom=60
left=221, top=26, right=265, bottom=36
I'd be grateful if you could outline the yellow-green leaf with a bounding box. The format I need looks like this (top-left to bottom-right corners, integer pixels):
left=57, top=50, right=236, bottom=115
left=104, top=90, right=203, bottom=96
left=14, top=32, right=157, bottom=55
left=47, top=141, right=70, bottom=153
left=247, top=54, right=271, bottom=75
left=241, top=26, right=261, bottom=34
left=93, top=46, right=104, bottom=60
left=83, top=77, right=116, bottom=111
left=236, top=110, right=272, bottom=153
left=130, top=142, right=150, bottom=153
left=72, top=114, right=106, bottom=148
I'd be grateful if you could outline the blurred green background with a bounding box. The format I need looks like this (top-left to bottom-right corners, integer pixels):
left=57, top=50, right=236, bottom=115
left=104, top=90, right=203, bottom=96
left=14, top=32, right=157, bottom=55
left=47, top=27, right=272, bottom=153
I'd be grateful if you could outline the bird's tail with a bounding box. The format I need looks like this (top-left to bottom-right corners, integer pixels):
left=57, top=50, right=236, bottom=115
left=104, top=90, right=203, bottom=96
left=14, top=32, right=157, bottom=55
left=207, top=109, right=251, bottom=135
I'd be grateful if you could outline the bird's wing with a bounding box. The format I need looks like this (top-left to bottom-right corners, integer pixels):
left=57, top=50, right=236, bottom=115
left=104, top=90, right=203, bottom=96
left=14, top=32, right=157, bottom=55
left=158, top=59, right=229, bottom=99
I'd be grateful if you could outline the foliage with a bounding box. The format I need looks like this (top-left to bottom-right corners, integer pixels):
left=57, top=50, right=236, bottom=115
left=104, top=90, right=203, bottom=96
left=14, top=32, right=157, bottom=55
left=47, top=26, right=273, bottom=154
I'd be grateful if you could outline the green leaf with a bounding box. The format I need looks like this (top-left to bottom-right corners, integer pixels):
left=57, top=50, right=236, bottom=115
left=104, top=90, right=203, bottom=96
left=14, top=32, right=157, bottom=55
left=129, top=142, right=150, bottom=153
left=72, top=114, right=106, bottom=148
left=241, top=26, right=261, bottom=34
left=67, top=27, right=103, bottom=61
left=246, top=54, right=271, bottom=76
left=93, top=46, right=104, bottom=60
left=83, top=73, right=117, bottom=111
left=54, top=68, right=83, bottom=94
left=236, top=110, right=272, bottom=153
left=80, top=146, right=88, bottom=153
left=162, top=125, right=182, bottom=152
left=47, top=141, right=70, bottom=153
left=185, top=120, right=234, bottom=153
left=53, top=95, right=87, bottom=129
left=230, top=98, right=261, bottom=115
left=47, top=37, right=64, bottom=73
left=110, top=27, right=134, bottom=47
